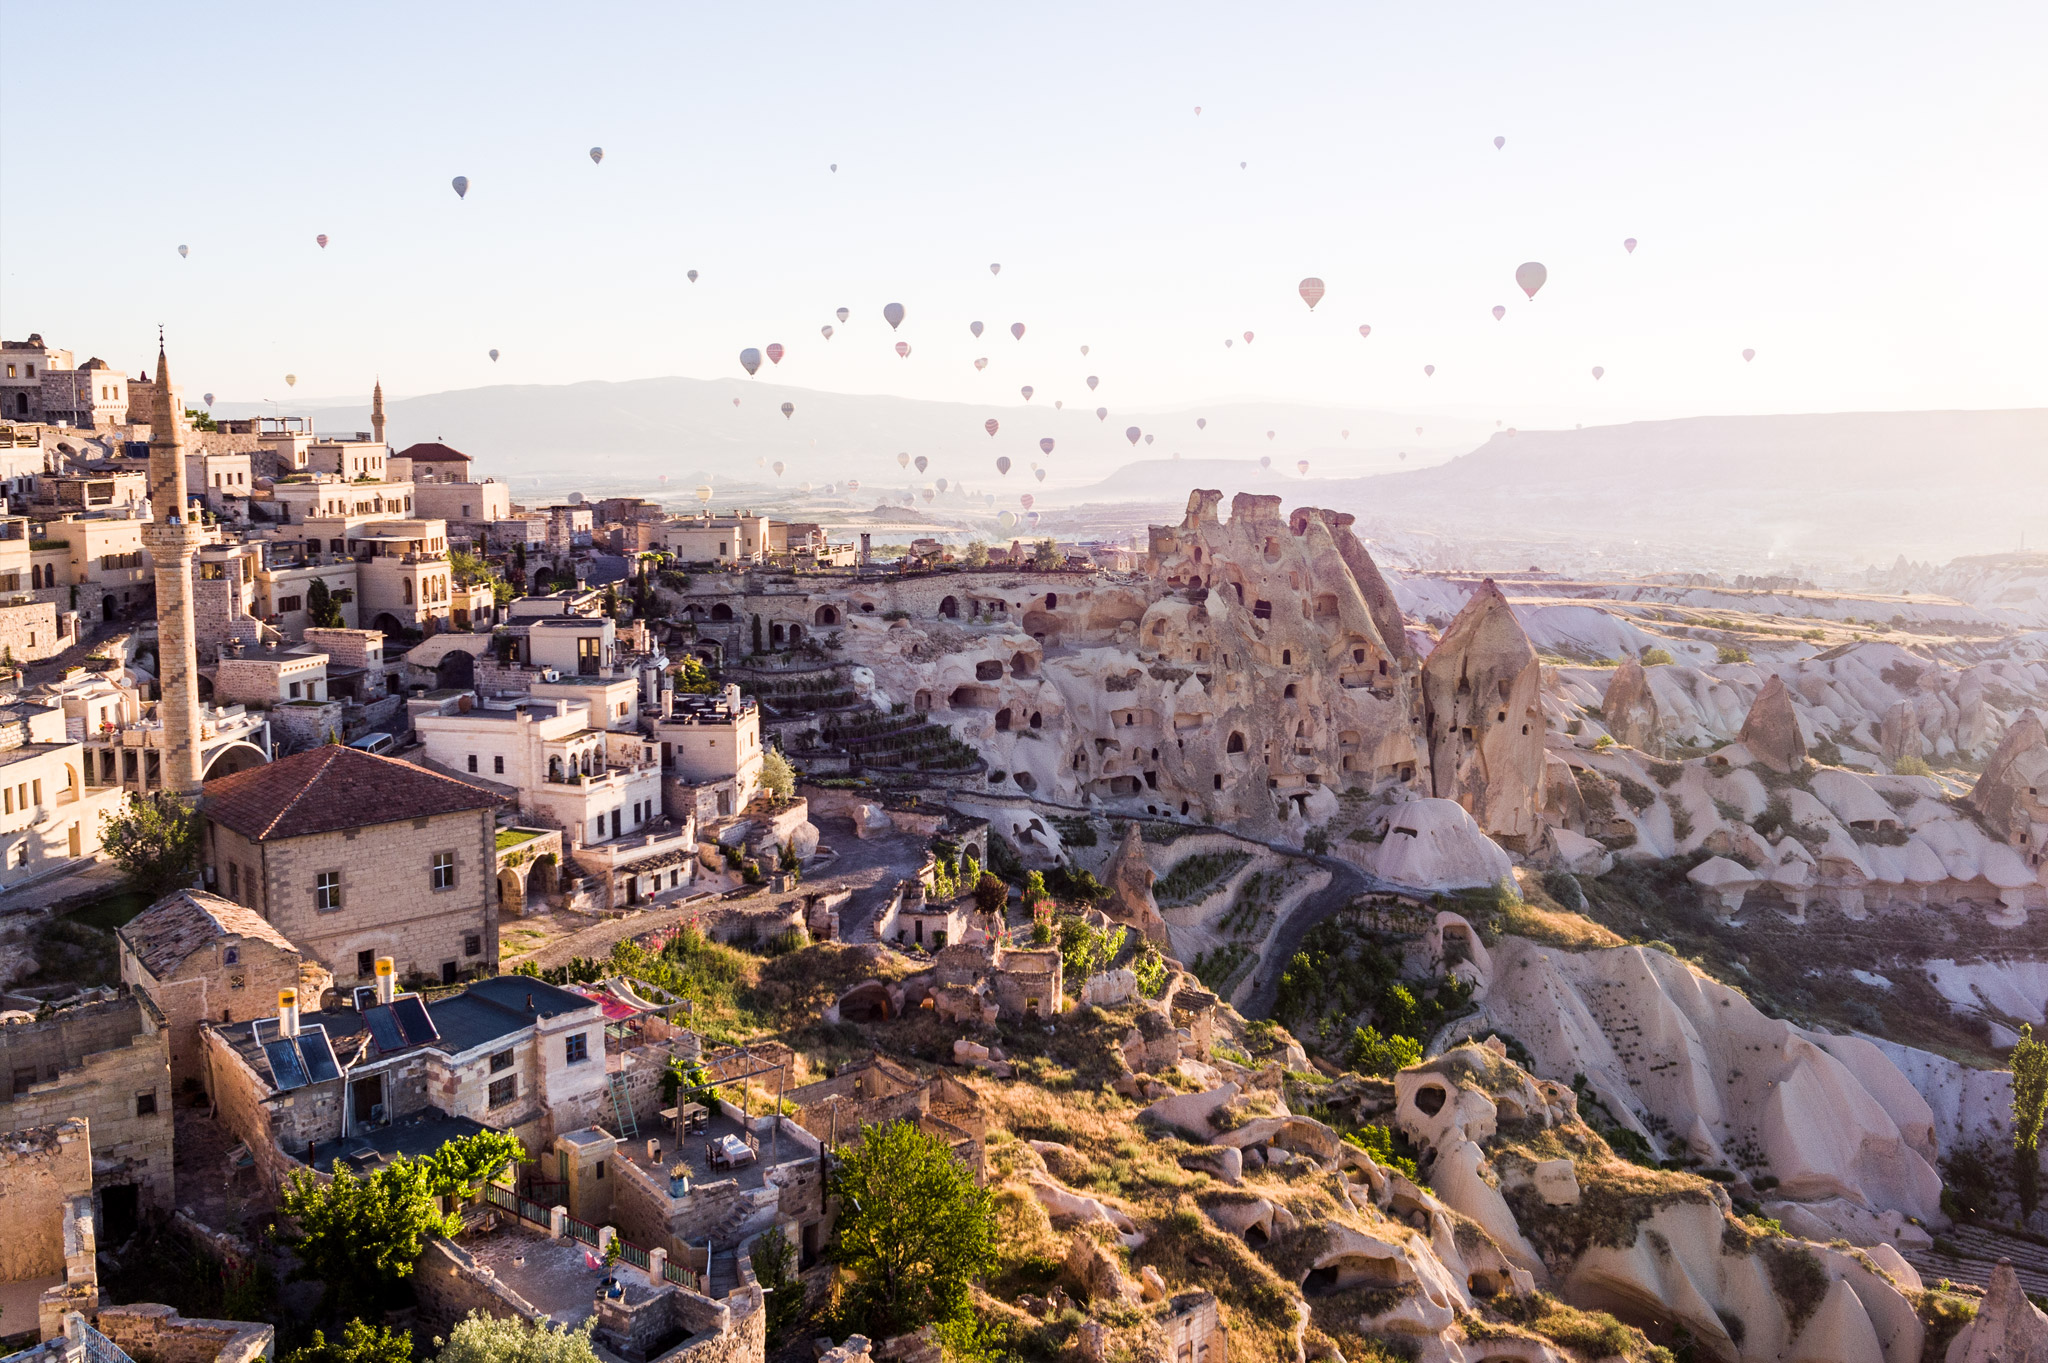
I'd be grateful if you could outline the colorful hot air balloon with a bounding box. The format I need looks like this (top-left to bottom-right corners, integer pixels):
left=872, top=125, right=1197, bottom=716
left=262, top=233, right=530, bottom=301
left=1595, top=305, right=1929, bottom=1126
left=316, top=234, right=329, bottom=249
left=999, top=511, right=1016, bottom=529
left=452, top=175, right=469, bottom=198
left=1298, top=460, right=1309, bottom=475
left=1493, top=136, right=1505, bottom=150
left=1266, top=431, right=1275, bottom=440
left=897, top=452, right=910, bottom=468
left=1010, top=323, right=1025, bottom=340
left=985, top=419, right=999, bottom=438
left=997, top=457, right=1011, bottom=475
left=970, top=321, right=984, bottom=338
left=695, top=484, right=713, bottom=504
left=772, top=461, right=785, bottom=476
left=1416, top=427, right=1423, bottom=435
left=734, top=398, right=741, bottom=406
left=1225, top=339, right=1233, bottom=348
left=1623, top=238, right=1637, bottom=254
left=1240, top=161, right=1247, bottom=169
left=1125, top=427, right=1141, bottom=445
left=1096, top=407, right=1107, bottom=421
left=1039, top=438, right=1054, bottom=455
left=1298, top=277, right=1326, bottom=310
left=740, top=348, right=762, bottom=375
left=489, top=349, right=500, bottom=361
left=936, top=478, right=949, bottom=493
left=1243, top=331, right=1254, bottom=344
left=1399, top=451, right=1408, bottom=461
left=847, top=479, right=860, bottom=492
left=1196, top=418, right=1206, bottom=430
left=837, top=308, right=849, bottom=323
left=589, top=147, right=604, bottom=164
left=781, top=401, right=795, bottom=418
left=1020, top=386, right=1033, bottom=401
left=1358, top=325, right=1372, bottom=339
left=202, top=393, right=214, bottom=407
left=830, top=164, right=837, bottom=172
left=1079, top=345, right=1089, bottom=356
left=883, top=303, right=905, bottom=329
left=1027, top=511, right=1040, bottom=529
left=1259, top=456, right=1271, bottom=469
left=1194, top=106, right=1201, bottom=115
left=1424, top=365, right=1435, bottom=377
left=1020, top=493, right=1034, bottom=509
left=284, top=374, right=296, bottom=387
left=1086, top=375, right=1098, bottom=391
left=915, top=455, right=929, bottom=473
left=1341, top=429, right=1348, bottom=439
left=1144, top=434, right=1153, bottom=446
left=895, top=342, right=910, bottom=358
left=974, top=358, right=987, bottom=371
left=178, top=245, right=188, bottom=258
left=688, top=270, right=698, bottom=282
left=1492, top=305, right=1506, bottom=322
left=1743, top=349, right=1755, bottom=362
left=1053, top=401, right=1061, bottom=410
left=1591, top=366, right=1605, bottom=380
left=1034, top=468, right=1046, bottom=482
left=766, top=343, right=785, bottom=365
left=990, top=263, right=1001, bottom=275
left=1515, top=262, right=1547, bottom=299
left=822, top=326, right=834, bottom=340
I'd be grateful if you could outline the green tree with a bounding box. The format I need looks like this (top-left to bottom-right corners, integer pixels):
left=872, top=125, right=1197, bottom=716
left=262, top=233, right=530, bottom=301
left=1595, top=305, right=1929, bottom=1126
left=424, top=1129, right=527, bottom=1201
left=962, top=541, right=989, bottom=568
left=275, top=1156, right=458, bottom=1316
left=760, top=746, right=795, bottom=801
left=971, top=872, right=1008, bottom=918
left=1347, top=1025, right=1423, bottom=1077
left=674, top=655, right=717, bottom=693
left=281, top=1319, right=412, bottom=1363
left=2013, top=1023, right=2048, bottom=1217
left=750, top=1230, right=803, bottom=1343
left=99, top=791, right=199, bottom=899
left=832, top=1120, right=997, bottom=1336
left=448, top=549, right=513, bottom=607
left=306, top=577, right=346, bottom=629
left=1022, top=869, right=1049, bottom=904
left=1031, top=539, right=1062, bottom=570
left=1641, top=647, right=1675, bottom=666
left=434, top=1311, right=600, bottom=1363
left=1130, top=944, right=1168, bottom=999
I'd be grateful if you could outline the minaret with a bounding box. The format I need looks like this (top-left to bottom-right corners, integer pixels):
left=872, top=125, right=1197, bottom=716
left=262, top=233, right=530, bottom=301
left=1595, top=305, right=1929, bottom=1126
left=140, top=337, right=206, bottom=796
left=371, top=377, right=386, bottom=446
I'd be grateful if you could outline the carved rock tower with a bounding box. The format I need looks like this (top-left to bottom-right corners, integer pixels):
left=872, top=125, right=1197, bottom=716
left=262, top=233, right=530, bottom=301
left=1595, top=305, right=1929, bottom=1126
left=140, top=340, right=206, bottom=795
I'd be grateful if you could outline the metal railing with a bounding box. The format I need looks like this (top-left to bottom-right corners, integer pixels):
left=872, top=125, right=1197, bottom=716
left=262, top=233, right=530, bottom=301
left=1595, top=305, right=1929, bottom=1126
left=564, top=1215, right=599, bottom=1246
left=661, top=1258, right=701, bottom=1291
left=615, top=1239, right=651, bottom=1270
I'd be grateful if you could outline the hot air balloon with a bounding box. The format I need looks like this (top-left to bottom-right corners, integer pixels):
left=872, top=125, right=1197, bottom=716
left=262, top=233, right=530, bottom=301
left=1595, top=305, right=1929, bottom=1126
left=883, top=303, right=905, bottom=329
left=915, top=455, right=929, bottom=473
left=1240, top=161, right=1247, bottom=169
left=1399, top=451, right=1408, bottom=461
left=766, top=344, right=785, bottom=365
left=990, top=263, right=1001, bottom=275
left=203, top=393, right=214, bottom=407
left=984, top=419, right=999, bottom=438
left=285, top=374, right=297, bottom=387
left=1020, top=386, right=1033, bottom=401
left=1125, top=427, right=1141, bottom=445
left=489, top=349, right=500, bottom=362
left=1086, top=375, right=1099, bottom=391
left=1266, top=431, right=1275, bottom=440
left=1020, top=494, right=1034, bottom=509
left=1493, top=136, right=1505, bottom=150
left=772, top=461, right=785, bottom=476
left=1197, top=418, right=1206, bottom=430
left=836, top=308, right=849, bottom=323
left=1492, top=305, right=1506, bottom=322
left=1742, top=349, right=1755, bottom=362
left=1340, top=429, right=1348, bottom=439
left=1225, top=339, right=1233, bottom=348
left=1623, top=238, right=1637, bottom=254
left=589, top=147, right=603, bottom=164
left=970, top=321, right=984, bottom=338
left=1591, top=366, right=1604, bottom=380
left=974, top=358, right=987, bottom=371
left=1243, top=331, right=1254, bottom=344
left=1195, top=106, right=1201, bottom=115
left=1144, top=434, right=1154, bottom=446
left=1298, top=460, right=1309, bottom=475
left=688, top=270, right=699, bottom=282
left=695, top=484, right=712, bottom=504
left=1035, top=468, right=1046, bottom=482
left=178, top=245, right=188, bottom=258
left=897, top=453, right=910, bottom=468
left=316, top=234, right=328, bottom=249
left=734, top=398, right=741, bottom=407
left=1039, top=438, right=1054, bottom=455
left=1416, top=427, right=1423, bottom=435
left=1096, top=408, right=1107, bottom=421
left=1299, top=277, right=1326, bottom=310
left=1259, top=456, right=1271, bottom=469
left=1358, top=325, right=1372, bottom=339
left=822, top=326, right=834, bottom=340
left=936, top=478, right=949, bottom=493
left=1424, top=365, right=1435, bottom=377
left=1010, top=323, right=1025, bottom=340
left=847, top=479, right=860, bottom=492
left=830, top=164, right=837, bottom=172
left=997, top=456, right=1011, bottom=475
left=1027, top=511, right=1040, bottom=529
left=895, top=342, right=910, bottom=358
left=999, top=511, right=1016, bottom=529
left=740, top=348, right=761, bottom=375
left=1079, top=345, right=1089, bottom=355
left=1515, top=262, right=1547, bottom=299
left=1053, top=401, right=1061, bottom=410
left=452, top=176, right=469, bottom=198
left=659, top=475, right=668, bottom=485
left=781, top=402, right=795, bottom=418
left=921, top=489, right=933, bottom=504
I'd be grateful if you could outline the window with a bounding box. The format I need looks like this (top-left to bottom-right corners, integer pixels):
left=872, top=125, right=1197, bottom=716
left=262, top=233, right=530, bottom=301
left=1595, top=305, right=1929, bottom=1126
left=288, top=682, right=302, bottom=699
left=223, top=945, right=240, bottom=966
left=357, top=949, right=375, bottom=977
left=594, top=1160, right=605, bottom=1180
left=136, top=1091, right=158, bottom=1117
left=227, top=863, right=240, bottom=899
left=431, top=851, right=456, bottom=891
left=564, top=1033, right=589, bottom=1064
left=464, top=933, right=482, bottom=957
left=12, top=1065, right=38, bottom=1093
left=467, top=754, right=478, bottom=772
left=493, top=755, right=504, bottom=775
left=490, top=1048, right=514, bottom=1073
left=317, top=871, right=342, bottom=910
left=488, top=1076, right=517, bottom=1108
left=277, top=595, right=303, bottom=614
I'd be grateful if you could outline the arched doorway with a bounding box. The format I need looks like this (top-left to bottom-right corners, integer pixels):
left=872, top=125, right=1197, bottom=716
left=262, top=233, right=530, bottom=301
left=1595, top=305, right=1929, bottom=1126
left=938, top=596, right=958, bottom=619
left=203, top=742, right=270, bottom=779
left=436, top=650, right=476, bottom=690
left=814, top=605, right=838, bottom=626
left=498, top=868, right=526, bottom=914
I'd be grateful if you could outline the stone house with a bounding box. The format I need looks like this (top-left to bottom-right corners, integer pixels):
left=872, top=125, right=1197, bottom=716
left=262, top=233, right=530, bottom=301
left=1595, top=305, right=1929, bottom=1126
left=115, top=890, right=311, bottom=1084
left=0, top=694, right=124, bottom=892
left=873, top=881, right=967, bottom=951
left=200, top=744, right=503, bottom=987
left=785, top=1054, right=985, bottom=1176
left=0, top=994, right=174, bottom=1235
left=0, top=1117, right=98, bottom=1341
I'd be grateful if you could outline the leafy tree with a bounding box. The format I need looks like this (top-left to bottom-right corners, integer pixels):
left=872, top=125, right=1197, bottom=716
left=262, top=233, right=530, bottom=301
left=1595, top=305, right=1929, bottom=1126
left=306, top=577, right=346, bottom=629
left=602, top=586, right=620, bottom=619
left=1022, top=869, right=1049, bottom=904
left=100, top=792, right=199, bottom=899
left=1347, top=1025, right=1423, bottom=1077
left=275, top=1156, right=458, bottom=1315
left=184, top=407, right=220, bottom=432
left=971, top=872, right=1008, bottom=917
left=962, top=541, right=988, bottom=568
left=1130, top=944, right=1168, bottom=998
left=2013, top=1023, right=2047, bottom=1217
left=434, top=1311, right=599, bottom=1363
left=1030, top=539, right=1062, bottom=570
left=674, top=655, right=717, bottom=693
left=424, top=1129, right=527, bottom=1200
left=750, top=1229, right=803, bottom=1343
left=760, top=746, right=795, bottom=801
left=1640, top=647, right=1675, bottom=666
left=832, top=1120, right=997, bottom=1336
left=280, top=1319, right=412, bottom=1363
left=1056, top=915, right=1126, bottom=982
left=448, top=549, right=513, bottom=606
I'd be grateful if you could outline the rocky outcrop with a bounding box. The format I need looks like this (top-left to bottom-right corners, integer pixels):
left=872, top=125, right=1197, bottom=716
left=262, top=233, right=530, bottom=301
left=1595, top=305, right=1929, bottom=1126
left=1420, top=579, right=1545, bottom=841
left=1602, top=655, right=1662, bottom=753
left=1100, top=821, right=1170, bottom=944
left=1367, top=798, right=1514, bottom=891
left=1738, top=674, right=1809, bottom=774
left=1062, top=1229, right=1135, bottom=1305
left=1967, top=707, right=2048, bottom=851
left=1944, top=1259, right=2048, bottom=1362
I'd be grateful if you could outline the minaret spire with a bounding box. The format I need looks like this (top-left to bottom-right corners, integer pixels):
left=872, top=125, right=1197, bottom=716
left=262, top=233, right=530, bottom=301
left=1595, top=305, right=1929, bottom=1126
left=141, top=333, right=205, bottom=796
left=371, top=376, right=386, bottom=447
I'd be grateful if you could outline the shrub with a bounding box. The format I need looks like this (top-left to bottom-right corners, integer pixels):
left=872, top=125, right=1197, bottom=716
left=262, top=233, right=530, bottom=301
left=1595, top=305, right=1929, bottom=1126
left=1346, top=1025, right=1422, bottom=1077
left=1717, top=644, right=1751, bottom=664
left=1641, top=647, right=1675, bottom=666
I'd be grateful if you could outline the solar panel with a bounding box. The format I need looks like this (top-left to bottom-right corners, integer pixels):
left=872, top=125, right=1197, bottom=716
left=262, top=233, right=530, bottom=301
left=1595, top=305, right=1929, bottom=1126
left=263, top=1038, right=309, bottom=1091
left=299, top=1026, right=340, bottom=1084
left=362, top=1004, right=406, bottom=1054
left=390, top=995, right=438, bottom=1046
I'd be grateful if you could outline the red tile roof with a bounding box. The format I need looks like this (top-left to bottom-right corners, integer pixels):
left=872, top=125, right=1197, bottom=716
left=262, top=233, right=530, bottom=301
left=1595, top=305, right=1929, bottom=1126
left=395, top=442, right=470, bottom=462
left=203, top=745, right=501, bottom=842
left=118, top=889, right=298, bottom=977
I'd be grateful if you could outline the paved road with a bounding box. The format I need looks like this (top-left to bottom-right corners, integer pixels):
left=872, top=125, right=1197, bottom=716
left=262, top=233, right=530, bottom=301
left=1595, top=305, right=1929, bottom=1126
left=1237, top=851, right=1380, bottom=1021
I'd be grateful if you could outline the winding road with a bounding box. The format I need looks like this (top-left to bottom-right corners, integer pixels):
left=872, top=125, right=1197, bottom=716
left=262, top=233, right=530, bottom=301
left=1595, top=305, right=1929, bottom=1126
left=1238, top=851, right=1386, bottom=1020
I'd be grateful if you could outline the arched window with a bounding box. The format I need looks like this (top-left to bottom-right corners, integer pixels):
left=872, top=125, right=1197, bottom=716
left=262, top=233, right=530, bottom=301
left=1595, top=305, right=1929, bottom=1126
left=1226, top=732, right=1246, bottom=754
left=710, top=603, right=733, bottom=621
left=403, top=579, right=414, bottom=605
left=1283, top=683, right=1297, bottom=699
left=938, top=596, right=959, bottom=618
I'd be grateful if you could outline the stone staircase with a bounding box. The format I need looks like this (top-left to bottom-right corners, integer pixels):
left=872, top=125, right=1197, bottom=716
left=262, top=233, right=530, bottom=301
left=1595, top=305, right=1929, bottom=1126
left=1899, top=1224, right=2048, bottom=1298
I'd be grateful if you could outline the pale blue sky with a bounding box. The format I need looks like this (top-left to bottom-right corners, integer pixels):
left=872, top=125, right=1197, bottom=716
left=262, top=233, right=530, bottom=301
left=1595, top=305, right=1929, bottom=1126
left=3, top=0, right=2043, bottom=429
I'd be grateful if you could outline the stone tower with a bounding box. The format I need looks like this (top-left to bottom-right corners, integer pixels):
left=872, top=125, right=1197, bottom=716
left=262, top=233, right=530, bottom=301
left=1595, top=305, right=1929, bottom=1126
left=371, top=377, right=385, bottom=446
left=140, top=340, right=206, bottom=796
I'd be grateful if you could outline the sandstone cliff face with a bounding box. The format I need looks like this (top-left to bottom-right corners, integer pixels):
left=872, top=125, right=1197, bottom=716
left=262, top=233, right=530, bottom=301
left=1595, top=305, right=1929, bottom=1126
left=1737, top=674, right=1809, bottom=774
left=1968, top=707, right=2048, bottom=856
left=1601, top=655, right=1662, bottom=753
left=1420, top=579, right=1545, bottom=841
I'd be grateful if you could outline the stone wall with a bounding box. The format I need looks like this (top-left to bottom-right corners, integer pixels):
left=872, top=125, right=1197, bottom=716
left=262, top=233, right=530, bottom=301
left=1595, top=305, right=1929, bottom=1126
left=0, top=1117, right=92, bottom=1284
left=0, top=597, right=69, bottom=663
left=0, top=996, right=174, bottom=1211
left=267, top=701, right=345, bottom=754
left=411, top=1237, right=547, bottom=1339
left=94, top=1303, right=273, bottom=1363
left=127, top=934, right=301, bottom=1086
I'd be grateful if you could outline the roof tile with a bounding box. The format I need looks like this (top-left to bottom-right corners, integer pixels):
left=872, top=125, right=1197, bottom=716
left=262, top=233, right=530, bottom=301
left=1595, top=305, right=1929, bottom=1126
left=203, top=745, right=501, bottom=842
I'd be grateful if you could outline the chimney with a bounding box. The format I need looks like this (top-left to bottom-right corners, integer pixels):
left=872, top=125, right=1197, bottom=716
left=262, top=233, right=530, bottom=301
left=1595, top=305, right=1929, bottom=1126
left=277, top=987, right=300, bottom=1039
left=374, top=957, right=396, bottom=1005
left=660, top=679, right=674, bottom=719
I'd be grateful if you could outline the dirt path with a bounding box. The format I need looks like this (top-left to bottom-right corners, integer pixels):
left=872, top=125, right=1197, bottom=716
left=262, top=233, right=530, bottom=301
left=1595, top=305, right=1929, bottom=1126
left=1238, top=853, right=1379, bottom=1020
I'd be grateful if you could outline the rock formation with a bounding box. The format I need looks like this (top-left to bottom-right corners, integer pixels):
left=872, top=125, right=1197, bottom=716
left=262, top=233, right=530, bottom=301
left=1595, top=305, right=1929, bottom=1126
left=1420, top=579, right=1545, bottom=841
left=1968, top=707, right=2048, bottom=856
left=1601, top=655, right=1662, bottom=753
left=1367, top=798, right=1514, bottom=891
left=1100, top=821, right=1170, bottom=943
left=1737, top=674, right=1808, bottom=774
left=1944, top=1259, right=2048, bottom=1363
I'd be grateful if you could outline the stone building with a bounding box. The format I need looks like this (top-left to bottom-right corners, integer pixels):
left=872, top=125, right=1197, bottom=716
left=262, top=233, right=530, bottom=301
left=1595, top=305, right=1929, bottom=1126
left=785, top=1053, right=985, bottom=1175
left=0, top=1117, right=98, bottom=1341
left=199, top=744, right=503, bottom=986
left=115, top=889, right=309, bottom=1084
left=0, top=693, right=123, bottom=890
left=0, top=994, right=174, bottom=1233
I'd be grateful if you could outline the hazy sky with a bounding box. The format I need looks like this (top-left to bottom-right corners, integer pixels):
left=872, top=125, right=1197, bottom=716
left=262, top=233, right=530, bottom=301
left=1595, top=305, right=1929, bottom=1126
left=4, top=1, right=2044, bottom=429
